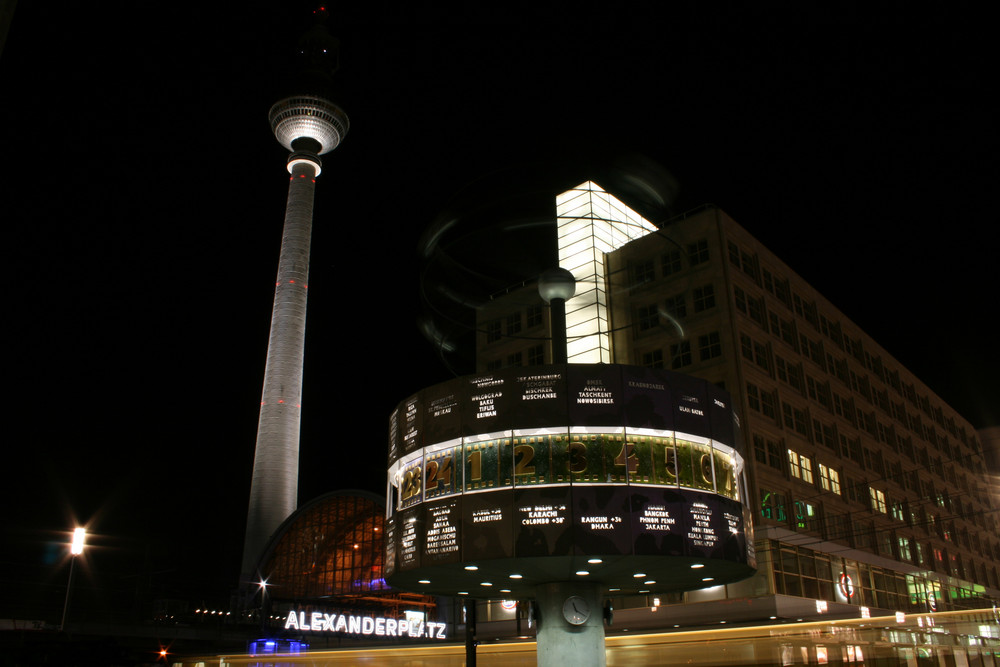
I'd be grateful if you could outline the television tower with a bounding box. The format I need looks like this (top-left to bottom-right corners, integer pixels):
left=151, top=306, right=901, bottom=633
left=241, top=8, right=349, bottom=583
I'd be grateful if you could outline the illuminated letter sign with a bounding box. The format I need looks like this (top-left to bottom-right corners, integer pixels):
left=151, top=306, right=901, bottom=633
left=284, top=611, right=448, bottom=639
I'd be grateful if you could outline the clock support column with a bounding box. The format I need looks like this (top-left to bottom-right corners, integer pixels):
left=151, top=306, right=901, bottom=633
left=535, top=582, right=606, bottom=667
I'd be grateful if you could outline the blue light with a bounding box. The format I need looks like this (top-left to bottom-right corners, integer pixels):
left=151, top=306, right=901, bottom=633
left=248, top=638, right=309, bottom=657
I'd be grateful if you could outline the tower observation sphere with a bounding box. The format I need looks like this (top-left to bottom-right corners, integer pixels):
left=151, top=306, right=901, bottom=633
left=269, top=95, right=350, bottom=156
left=241, top=93, right=349, bottom=584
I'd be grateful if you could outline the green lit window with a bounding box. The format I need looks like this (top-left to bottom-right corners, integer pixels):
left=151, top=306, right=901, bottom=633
left=794, top=500, right=819, bottom=531
left=761, top=490, right=787, bottom=524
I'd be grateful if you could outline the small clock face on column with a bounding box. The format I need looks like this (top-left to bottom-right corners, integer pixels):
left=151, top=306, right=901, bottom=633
left=562, top=595, right=591, bottom=625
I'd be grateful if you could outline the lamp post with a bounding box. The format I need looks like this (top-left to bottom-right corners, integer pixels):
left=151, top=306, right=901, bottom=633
left=60, top=527, right=86, bottom=632
left=538, top=267, right=576, bottom=363
left=257, top=577, right=270, bottom=636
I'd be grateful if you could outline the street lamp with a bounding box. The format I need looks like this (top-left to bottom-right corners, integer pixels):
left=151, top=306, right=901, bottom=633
left=60, top=527, right=86, bottom=632
left=257, top=577, right=270, bottom=635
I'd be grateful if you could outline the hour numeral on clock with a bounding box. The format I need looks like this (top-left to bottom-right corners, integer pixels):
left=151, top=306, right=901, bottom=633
left=426, top=455, right=453, bottom=492
left=567, top=441, right=587, bottom=474
left=662, top=446, right=678, bottom=481
left=699, top=453, right=713, bottom=485
left=401, top=467, right=422, bottom=501
left=467, top=450, right=482, bottom=481
left=514, top=444, right=535, bottom=476
left=614, top=441, right=638, bottom=473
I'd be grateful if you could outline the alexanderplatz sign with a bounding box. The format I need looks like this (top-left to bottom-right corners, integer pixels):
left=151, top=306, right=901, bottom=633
left=384, top=363, right=757, bottom=600
left=283, top=610, right=447, bottom=639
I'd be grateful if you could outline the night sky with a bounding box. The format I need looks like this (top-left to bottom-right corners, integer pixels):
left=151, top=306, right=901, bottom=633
left=2, top=3, right=996, bottom=613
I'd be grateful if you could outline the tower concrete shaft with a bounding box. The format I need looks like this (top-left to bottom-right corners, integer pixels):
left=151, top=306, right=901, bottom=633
left=241, top=157, right=319, bottom=581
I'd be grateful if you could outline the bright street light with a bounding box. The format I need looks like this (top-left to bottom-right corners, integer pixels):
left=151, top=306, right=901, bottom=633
left=71, top=527, right=86, bottom=555
left=60, top=527, right=86, bottom=632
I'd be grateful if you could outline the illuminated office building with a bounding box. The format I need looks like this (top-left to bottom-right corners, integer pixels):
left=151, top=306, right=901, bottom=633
left=476, top=184, right=1000, bottom=624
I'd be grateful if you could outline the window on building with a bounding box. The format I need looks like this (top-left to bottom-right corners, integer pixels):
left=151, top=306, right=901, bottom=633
left=787, top=361, right=803, bottom=392
left=780, top=318, right=796, bottom=348
left=878, top=531, right=895, bottom=558
left=670, top=341, right=692, bottom=369
left=747, top=383, right=761, bottom=412
left=834, top=393, right=852, bottom=419
left=768, top=311, right=781, bottom=336
left=506, top=351, right=522, bottom=368
left=788, top=449, right=814, bottom=484
left=774, top=278, right=792, bottom=309
left=782, top=403, right=809, bottom=436
left=761, top=490, right=788, bottom=524
left=662, top=249, right=682, bottom=276
left=636, top=303, right=658, bottom=331
left=506, top=312, right=521, bottom=335
left=693, top=284, right=716, bottom=312
left=753, top=434, right=768, bottom=465
left=818, top=464, right=841, bottom=495
left=870, top=488, right=887, bottom=514
left=855, top=521, right=875, bottom=550
left=740, top=250, right=759, bottom=282
left=763, top=268, right=775, bottom=294
left=748, top=296, right=766, bottom=327
left=776, top=357, right=789, bottom=383
left=527, top=344, right=544, bottom=366
left=766, top=439, right=783, bottom=470
left=812, top=377, right=833, bottom=410
left=698, top=332, right=721, bottom=361
left=840, top=435, right=863, bottom=467
left=728, top=241, right=741, bottom=266
left=641, top=349, right=663, bottom=369
left=631, top=260, right=655, bottom=286
left=486, top=359, right=502, bottom=371
left=734, top=286, right=747, bottom=314
left=748, top=384, right=777, bottom=419
left=664, top=294, right=686, bottom=318
left=761, top=390, right=777, bottom=419
left=486, top=319, right=501, bottom=343
left=526, top=305, right=543, bottom=328
left=813, top=420, right=836, bottom=451
left=826, top=513, right=850, bottom=541
left=754, top=341, right=769, bottom=371
left=688, top=239, right=709, bottom=265
left=795, top=501, right=820, bottom=531
left=740, top=334, right=753, bottom=361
